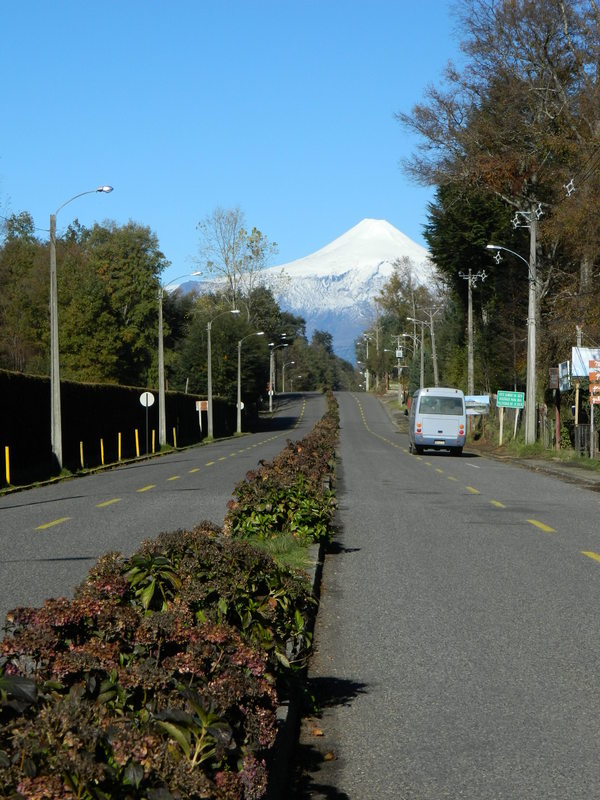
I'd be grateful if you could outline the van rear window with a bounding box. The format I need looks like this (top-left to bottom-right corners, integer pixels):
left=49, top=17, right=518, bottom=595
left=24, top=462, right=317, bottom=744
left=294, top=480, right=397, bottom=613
left=418, top=396, right=464, bottom=415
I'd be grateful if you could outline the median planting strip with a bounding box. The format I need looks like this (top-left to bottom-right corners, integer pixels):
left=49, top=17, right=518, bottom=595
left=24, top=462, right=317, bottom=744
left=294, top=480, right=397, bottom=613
left=0, top=392, right=339, bottom=799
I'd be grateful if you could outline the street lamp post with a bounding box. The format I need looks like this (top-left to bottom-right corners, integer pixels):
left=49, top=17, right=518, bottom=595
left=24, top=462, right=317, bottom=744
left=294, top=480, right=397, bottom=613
left=282, top=360, right=295, bottom=393
left=363, top=336, right=371, bottom=392
left=207, top=308, right=241, bottom=439
left=158, top=272, right=202, bottom=447
left=49, top=185, right=113, bottom=470
left=237, top=331, right=264, bottom=434
left=487, top=240, right=537, bottom=444
left=268, top=342, right=288, bottom=407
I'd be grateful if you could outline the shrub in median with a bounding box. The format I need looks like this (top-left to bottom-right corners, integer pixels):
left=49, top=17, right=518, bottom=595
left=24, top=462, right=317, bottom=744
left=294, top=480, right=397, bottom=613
left=224, top=393, right=338, bottom=545
left=0, top=598, right=275, bottom=799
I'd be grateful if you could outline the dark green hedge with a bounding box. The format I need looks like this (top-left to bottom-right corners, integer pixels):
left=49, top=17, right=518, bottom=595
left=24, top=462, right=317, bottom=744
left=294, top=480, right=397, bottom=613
left=0, top=370, right=236, bottom=485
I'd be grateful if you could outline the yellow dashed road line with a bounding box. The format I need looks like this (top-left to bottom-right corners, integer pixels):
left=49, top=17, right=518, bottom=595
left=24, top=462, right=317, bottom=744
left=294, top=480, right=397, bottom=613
left=527, top=519, right=555, bottom=533
left=466, top=486, right=480, bottom=494
left=582, top=551, right=600, bottom=564
left=137, top=485, right=155, bottom=493
left=490, top=500, right=505, bottom=508
left=168, top=476, right=180, bottom=481
left=97, top=498, right=121, bottom=508
left=189, top=468, right=200, bottom=474
left=36, top=517, right=71, bottom=530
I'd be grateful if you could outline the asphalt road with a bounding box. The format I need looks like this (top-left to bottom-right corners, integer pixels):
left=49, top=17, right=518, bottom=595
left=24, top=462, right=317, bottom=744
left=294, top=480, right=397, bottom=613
left=292, top=391, right=600, bottom=800
left=0, top=392, right=326, bottom=626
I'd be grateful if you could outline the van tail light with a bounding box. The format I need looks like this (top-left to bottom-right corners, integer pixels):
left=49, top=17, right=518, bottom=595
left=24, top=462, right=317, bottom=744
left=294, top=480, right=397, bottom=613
left=459, top=424, right=465, bottom=435
left=416, top=421, right=422, bottom=433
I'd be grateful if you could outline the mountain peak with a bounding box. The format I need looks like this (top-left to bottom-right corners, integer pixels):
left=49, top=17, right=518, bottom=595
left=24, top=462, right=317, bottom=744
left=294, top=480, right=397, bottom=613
left=264, top=218, right=430, bottom=278
left=260, top=219, right=433, bottom=356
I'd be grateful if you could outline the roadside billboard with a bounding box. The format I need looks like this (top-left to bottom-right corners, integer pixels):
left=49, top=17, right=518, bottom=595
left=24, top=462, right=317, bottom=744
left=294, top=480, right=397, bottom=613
left=572, top=347, right=600, bottom=377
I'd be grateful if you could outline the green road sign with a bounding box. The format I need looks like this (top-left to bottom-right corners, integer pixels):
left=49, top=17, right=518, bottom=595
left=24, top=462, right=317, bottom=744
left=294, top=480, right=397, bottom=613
left=496, top=390, right=524, bottom=408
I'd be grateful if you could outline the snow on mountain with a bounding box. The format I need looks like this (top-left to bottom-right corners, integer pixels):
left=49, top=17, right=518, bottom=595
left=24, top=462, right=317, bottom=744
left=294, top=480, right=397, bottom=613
left=181, top=219, right=433, bottom=360
left=259, top=219, right=433, bottom=358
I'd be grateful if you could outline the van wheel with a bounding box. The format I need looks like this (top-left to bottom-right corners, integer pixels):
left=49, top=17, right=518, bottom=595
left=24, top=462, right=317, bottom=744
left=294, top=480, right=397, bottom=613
left=408, top=442, right=414, bottom=454
left=415, top=445, right=424, bottom=455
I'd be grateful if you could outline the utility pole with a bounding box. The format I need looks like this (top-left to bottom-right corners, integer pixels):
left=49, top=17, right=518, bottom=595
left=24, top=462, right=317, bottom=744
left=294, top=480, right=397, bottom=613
left=428, top=308, right=439, bottom=388
left=458, top=269, right=487, bottom=395
left=575, top=324, right=582, bottom=431
left=526, top=211, right=538, bottom=445
left=487, top=204, right=541, bottom=444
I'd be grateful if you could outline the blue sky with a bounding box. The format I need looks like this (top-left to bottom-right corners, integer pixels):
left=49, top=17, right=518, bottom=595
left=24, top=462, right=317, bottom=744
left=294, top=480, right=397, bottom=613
left=1, top=1, right=461, bottom=286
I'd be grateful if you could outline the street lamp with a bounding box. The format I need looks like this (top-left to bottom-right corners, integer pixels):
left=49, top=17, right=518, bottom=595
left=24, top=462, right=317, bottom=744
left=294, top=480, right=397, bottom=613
left=207, top=308, right=241, bottom=439
left=268, top=341, right=288, bottom=408
left=237, top=331, right=264, bottom=434
left=158, top=272, right=202, bottom=447
left=282, top=360, right=295, bottom=393
left=486, top=242, right=536, bottom=444
left=363, top=335, right=371, bottom=392
left=49, top=185, right=113, bottom=469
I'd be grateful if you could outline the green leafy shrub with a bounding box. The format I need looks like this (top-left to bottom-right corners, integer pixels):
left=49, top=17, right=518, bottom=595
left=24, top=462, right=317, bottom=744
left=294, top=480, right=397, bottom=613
left=224, top=392, right=339, bottom=545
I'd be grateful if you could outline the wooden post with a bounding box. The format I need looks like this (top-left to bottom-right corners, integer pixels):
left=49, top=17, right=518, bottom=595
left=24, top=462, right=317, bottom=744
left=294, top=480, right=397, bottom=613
left=118, top=432, right=122, bottom=461
left=499, top=407, right=504, bottom=447
left=100, top=438, right=105, bottom=466
left=135, top=429, right=140, bottom=458
left=4, top=446, right=10, bottom=485
left=172, top=427, right=177, bottom=449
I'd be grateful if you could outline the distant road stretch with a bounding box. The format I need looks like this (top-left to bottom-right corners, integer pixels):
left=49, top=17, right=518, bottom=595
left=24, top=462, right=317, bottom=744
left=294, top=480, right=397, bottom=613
left=0, top=393, right=326, bottom=625
left=295, top=391, right=600, bottom=800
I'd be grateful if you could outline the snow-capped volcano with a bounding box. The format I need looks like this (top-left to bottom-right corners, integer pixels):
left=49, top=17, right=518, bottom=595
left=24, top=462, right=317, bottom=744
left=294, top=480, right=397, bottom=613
left=260, top=219, right=432, bottom=358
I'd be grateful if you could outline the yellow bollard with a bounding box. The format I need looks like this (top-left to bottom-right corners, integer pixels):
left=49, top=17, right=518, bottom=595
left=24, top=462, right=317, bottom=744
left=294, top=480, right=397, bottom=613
left=100, top=438, right=105, bottom=466
left=4, top=446, right=10, bottom=485
left=135, top=429, right=140, bottom=457
left=172, top=427, right=177, bottom=449
left=80, top=441, right=84, bottom=469
left=118, top=432, right=122, bottom=461
left=152, top=429, right=156, bottom=453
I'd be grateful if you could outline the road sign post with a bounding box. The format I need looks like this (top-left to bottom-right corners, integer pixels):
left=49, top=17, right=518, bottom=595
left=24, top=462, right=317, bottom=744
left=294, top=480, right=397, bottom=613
left=496, top=390, right=525, bottom=446
left=496, top=390, right=525, bottom=408
left=140, top=392, right=155, bottom=454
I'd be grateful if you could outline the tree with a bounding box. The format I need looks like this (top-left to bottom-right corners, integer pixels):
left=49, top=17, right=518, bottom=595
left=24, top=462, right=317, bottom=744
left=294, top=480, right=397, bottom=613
left=73, top=221, right=169, bottom=387
left=0, top=213, right=47, bottom=373
left=195, top=207, right=278, bottom=311
left=396, top=0, right=600, bottom=404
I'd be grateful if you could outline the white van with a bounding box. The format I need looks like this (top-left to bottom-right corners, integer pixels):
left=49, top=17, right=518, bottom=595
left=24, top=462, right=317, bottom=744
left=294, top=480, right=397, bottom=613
left=408, top=387, right=466, bottom=455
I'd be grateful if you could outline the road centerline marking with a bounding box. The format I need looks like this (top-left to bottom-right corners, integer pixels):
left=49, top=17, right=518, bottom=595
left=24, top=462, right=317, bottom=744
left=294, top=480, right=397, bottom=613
left=527, top=518, right=555, bottom=533
left=490, top=500, right=505, bottom=508
left=137, top=485, right=155, bottom=493
left=189, top=468, right=200, bottom=473
left=466, top=486, right=480, bottom=494
left=97, top=498, right=121, bottom=508
left=167, top=476, right=180, bottom=481
left=36, top=517, right=71, bottom=530
left=582, top=551, right=600, bottom=564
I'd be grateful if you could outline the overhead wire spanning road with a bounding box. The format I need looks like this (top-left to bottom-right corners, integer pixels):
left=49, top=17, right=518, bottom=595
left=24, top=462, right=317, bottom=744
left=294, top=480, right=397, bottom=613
left=0, top=393, right=325, bottom=626
left=293, top=391, right=600, bottom=800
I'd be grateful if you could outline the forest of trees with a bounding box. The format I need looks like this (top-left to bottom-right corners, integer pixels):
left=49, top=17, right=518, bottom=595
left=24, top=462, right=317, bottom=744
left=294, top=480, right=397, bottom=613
left=359, top=0, right=600, bottom=421
left=0, top=207, right=357, bottom=409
